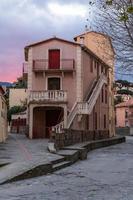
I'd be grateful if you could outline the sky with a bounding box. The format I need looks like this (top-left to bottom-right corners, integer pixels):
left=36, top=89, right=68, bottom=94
left=0, top=0, right=89, bottom=82
left=0, top=0, right=132, bottom=83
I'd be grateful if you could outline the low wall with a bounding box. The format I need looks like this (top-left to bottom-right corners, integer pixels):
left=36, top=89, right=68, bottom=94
left=10, top=126, right=27, bottom=134
left=51, top=129, right=109, bottom=149
left=116, top=127, right=130, bottom=136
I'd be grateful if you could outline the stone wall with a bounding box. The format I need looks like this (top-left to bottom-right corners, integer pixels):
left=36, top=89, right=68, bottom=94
left=51, top=129, right=109, bottom=149
left=115, top=127, right=130, bottom=136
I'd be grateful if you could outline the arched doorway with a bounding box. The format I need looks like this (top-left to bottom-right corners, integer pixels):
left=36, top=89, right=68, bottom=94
left=33, top=106, right=63, bottom=139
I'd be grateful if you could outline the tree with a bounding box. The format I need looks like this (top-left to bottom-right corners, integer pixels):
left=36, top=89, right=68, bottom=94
left=88, top=0, right=133, bottom=74
left=7, top=106, right=26, bottom=124
left=114, top=95, right=124, bottom=105
left=117, top=89, right=133, bottom=95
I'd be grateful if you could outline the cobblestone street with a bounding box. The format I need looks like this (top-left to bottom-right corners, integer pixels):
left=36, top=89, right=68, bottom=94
left=0, top=136, right=133, bottom=199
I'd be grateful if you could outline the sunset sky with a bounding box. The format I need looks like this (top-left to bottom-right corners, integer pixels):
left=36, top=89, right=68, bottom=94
left=0, top=0, right=89, bottom=82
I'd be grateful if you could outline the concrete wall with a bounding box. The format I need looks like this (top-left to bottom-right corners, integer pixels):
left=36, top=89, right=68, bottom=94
left=75, top=31, right=115, bottom=137
left=9, top=88, right=27, bottom=108
left=0, top=95, right=7, bottom=142
left=71, top=92, right=109, bottom=132
left=115, top=127, right=130, bottom=136
left=129, top=106, right=133, bottom=126
left=116, top=107, right=126, bottom=127
left=82, top=50, right=96, bottom=99
left=75, top=31, right=114, bottom=68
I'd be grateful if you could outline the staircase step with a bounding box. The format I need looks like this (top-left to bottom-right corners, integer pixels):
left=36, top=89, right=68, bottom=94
left=51, top=157, right=65, bottom=165
left=57, top=150, right=79, bottom=163
left=52, top=161, right=72, bottom=171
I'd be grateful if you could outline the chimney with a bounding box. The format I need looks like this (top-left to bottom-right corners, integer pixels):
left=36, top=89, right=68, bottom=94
left=80, top=36, right=85, bottom=45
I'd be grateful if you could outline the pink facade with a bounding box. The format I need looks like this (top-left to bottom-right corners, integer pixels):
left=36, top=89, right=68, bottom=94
left=115, top=99, right=133, bottom=127
left=25, top=37, right=113, bottom=139
left=31, top=40, right=77, bottom=110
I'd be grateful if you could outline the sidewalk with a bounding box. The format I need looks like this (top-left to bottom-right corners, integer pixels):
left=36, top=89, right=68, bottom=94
left=0, top=133, right=65, bottom=184
left=0, top=133, right=57, bottom=163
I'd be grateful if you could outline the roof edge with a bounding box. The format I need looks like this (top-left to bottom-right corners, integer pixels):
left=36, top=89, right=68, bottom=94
left=25, top=37, right=80, bottom=49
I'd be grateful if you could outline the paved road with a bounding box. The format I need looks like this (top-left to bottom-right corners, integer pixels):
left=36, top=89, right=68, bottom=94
left=0, top=133, right=54, bottom=163
left=0, top=136, right=132, bottom=200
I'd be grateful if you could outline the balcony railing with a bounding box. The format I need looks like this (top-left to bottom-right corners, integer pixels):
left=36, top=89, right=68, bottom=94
left=29, top=90, right=67, bottom=102
left=33, top=59, right=75, bottom=72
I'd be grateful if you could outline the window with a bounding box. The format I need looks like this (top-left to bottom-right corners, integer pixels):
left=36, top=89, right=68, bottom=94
left=101, top=65, right=103, bottom=73
left=49, top=49, right=60, bottom=69
left=105, top=68, right=107, bottom=76
left=2, top=101, right=4, bottom=109
left=90, top=58, right=93, bottom=73
left=101, top=87, right=104, bottom=103
left=95, top=112, right=97, bottom=130
left=104, top=114, right=106, bottom=129
left=105, top=90, right=107, bottom=104
left=105, top=85, right=108, bottom=104
left=95, top=61, right=97, bottom=69
left=125, top=110, right=128, bottom=118
left=86, top=115, right=89, bottom=130
left=97, top=62, right=99, bottom=77
left=48, top=77, right=61, bottom=90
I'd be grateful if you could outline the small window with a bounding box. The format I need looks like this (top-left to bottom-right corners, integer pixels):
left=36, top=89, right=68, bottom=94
left=105, top=68, right=107, bottom=76
left=95, top=61, right=97, bottom=69
left=48, top=77, right=61, bottom=90
left=101, top=65, right=103, bottom=73
left=90, top=58, right=93, bottom=73
left=125, top=110, right=128, bottom=118
left=95, top=112, right=97, bottom=130
left=105, top=85, right=108, bottom=104
left=2, top=101, right=4, bottom=109
left=97, top=62, right=99, bottom=77
left=104, top=114, right=106, bottom=129
left=101, top=87, right=104, bottom=103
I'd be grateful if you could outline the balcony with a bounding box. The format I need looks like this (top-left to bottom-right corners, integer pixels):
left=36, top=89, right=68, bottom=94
left=29, top=90, right=67, bottom=103
left=32, top=59, right=75, bottom=73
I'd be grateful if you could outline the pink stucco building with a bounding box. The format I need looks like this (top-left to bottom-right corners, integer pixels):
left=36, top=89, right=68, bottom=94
left=115, top=99, right=133, bottom=127
left=24, top=34, right=115, bottom=139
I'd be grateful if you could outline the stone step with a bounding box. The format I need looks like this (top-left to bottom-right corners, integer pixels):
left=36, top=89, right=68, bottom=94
left=50, top=157, right=65, bottom=165
left=57, top=149, right=79, bottom=163
left=0, top=160, right=10, bottom=168
left=0, top=160, right=52, bottom=185
left=52, top=161, right=72, bottom=171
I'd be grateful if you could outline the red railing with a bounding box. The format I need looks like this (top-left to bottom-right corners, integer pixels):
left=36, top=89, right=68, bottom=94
left=33, top=59, right=75, bottom=71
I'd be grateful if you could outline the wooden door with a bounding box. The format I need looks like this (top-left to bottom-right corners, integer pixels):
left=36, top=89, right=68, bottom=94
left=33, top=108, right=46, bottom=138
left=49, top=50, right=60, bottom=69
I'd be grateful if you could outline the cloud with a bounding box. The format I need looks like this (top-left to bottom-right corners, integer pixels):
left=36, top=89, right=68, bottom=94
left=48, top=2, right=87, bottom=18
left=0, top=0, right=88, bottom=82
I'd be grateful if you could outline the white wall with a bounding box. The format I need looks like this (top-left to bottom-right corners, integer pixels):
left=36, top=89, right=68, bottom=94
left=9, top=88, right=27, bottom=108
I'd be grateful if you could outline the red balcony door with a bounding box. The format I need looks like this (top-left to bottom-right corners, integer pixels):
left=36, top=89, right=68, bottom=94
left=49, top=49, right=60, bottom=69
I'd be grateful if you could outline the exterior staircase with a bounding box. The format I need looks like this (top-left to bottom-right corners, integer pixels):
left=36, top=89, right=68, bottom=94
left=52, top=73, right=107, bottom=132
